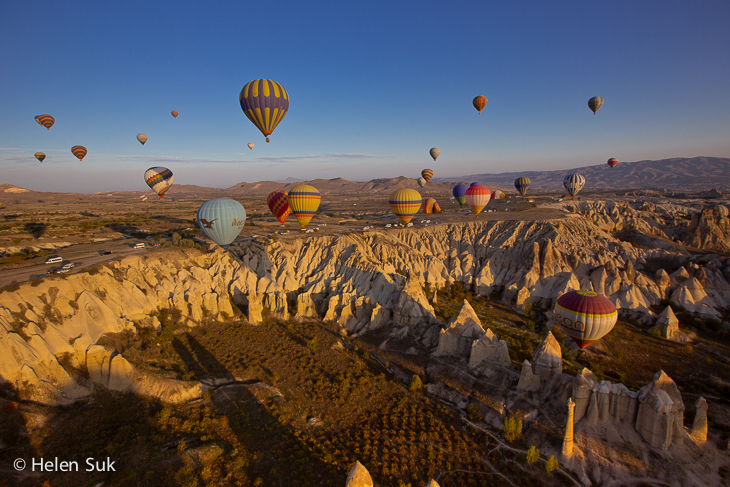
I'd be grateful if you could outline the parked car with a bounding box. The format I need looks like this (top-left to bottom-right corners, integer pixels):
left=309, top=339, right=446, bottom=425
left=99, top=251, right=112, bottom=256
left=62, top=263, right=75, bottom=270
left=133, top=243, right=145, bottom=249
left=45, top=256, right=63, bottom=264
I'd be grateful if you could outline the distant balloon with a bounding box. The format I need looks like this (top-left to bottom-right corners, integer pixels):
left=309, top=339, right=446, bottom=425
left=465, top=184, right=491, bottom=215
left=423, top=197, right=441, bottom=214
left=429, top=148, right=440, bottom=161
left=607, top=158, right=618, bottom=168
left=267, top=190, right=292, bottom=224
left=144, top=167, right=174, bottom=198
left=452, top=184, right=469, bottom=207
left=34, top=152, right=46, bottom=163
left=421, top=169, right=433, bottom=182
left=197, top=198, right=247, bottom=250
left=248, top=142, right=254, bottom=150
left=71, top=146, right=87, bottom=161
left=34, top=114, right=55, bottom=130
left=172, top=197, right=179, bottom=202
left=588, top=96, right=603, bottom=115
left=473, top=96, right=487, bottom=114
left=491, top=190, right=505, bottom=199
left=389, top=188, right=422, bottom=224
left=470, top=182, right=479, bottom=187
left=171, top=110, right=179, bottom=118
left=137, top=133, right=148, bottom=145
left=141, top=195, right=148, bottom=201
left=564, top=174, right=586, bottom=197
left=514, top=177, right=530, bottom=197
left=417, top=177, right=427, bottom=188
left=555, top=290, right=617, bottom=349
left=288, top=184, right=320, bottom=227
left=240, top=79, right=289, bottom=143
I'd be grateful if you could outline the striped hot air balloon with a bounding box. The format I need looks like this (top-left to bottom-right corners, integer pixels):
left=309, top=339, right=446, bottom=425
left=417, top=177, right=427, bottom=187
left=137, top=133, right=148, bottom=145
left=34, top=114, right=55, bottom=130
left=563, top=174, right=585, bottom=197
left=514, top=177, right=530, bottom=197
left=588, top=96, right=603, bottom=115
left=171, top=110, right=179, bottom=118
left=491, top=190, right=505, bottom=199
left=34, top=152, right=46, bottom=163
left=555, top=290, right=617, bottom=349
left=240, top=79, right=289, bottom=143
left=144, top=167, right=174, bottom=198
left=288, top=184, right=320, bottom=227
left=452, top=184, right=468, bottom=206
left=473, top=96, right=487, bottom=113
left=389, top=188, right=421, bottom=224
left=607, top=158, right=618, bottom=168
left=71, top=146, right=87, bottom=161
left=197, top=198, right=246, bottom=251
left=465, top=184, right=491, bottom=215
left=267, top=190, right=292, bottom=224
left=421, top=169, right=433, bottom=182
left=429, top=148, right=440, bottom=161
left=423, top=198, right=441, bottom=214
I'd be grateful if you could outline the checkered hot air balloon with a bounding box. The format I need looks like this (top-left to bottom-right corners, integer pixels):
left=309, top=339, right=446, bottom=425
left=71, top=146, right=87, bottom=161
left=555, top=290, right=617, bottom=349
left=144, top=167, right=174, bottom=198
left=452, top=184, right=468, bottom=206
left=34, top=114, right=55, bottom=130
left=465, top=184, right=491, bottom=215
left=423, top=198, right=442, bottom=214
left=288, top=184, right=320, bottom=227
left=240, top=79, right=289, bottom=143
left=607, top=158, right=618, bottom=168
left=563, top=174, right=585, bottom=197
left=514, top=177, right=530, bottom=197
left=588, top=96, right=603, bottom=115
left=421, top=169, right=433, bottom=182
left=267, top=190, right=292, bottom=224
left=473, top=96, right=487, bottom=113
left=389, top=188, right=421, bottom=224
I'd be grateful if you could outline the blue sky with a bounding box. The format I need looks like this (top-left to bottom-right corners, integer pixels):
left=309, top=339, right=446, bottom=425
left=1, top=0, right=729, bottom=193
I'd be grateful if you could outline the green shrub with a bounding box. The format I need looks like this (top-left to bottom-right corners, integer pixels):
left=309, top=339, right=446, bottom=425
left=503, top=416, right=522, bottom=443
left=649, top=327, right=661, bottom=338
left=545, top=455, right=559, bottom=473
left=408, top=375, right=423, bottom=393
left=307, top=337, right=319, bottom=351
left=466, top=404, right=481, bottom=421
left=526, top=445, right=539, bottom=464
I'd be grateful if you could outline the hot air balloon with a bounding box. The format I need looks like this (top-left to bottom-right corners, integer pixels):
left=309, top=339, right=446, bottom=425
left=34, top=152, right=46, bottom=163
left=172, top=197, right=179, bottom=202
left=197, top=198, right=247, bottom=250
left=465, top=184, right=491, bottom=215
left=473, top=96, right=487, bottom=113
left=417, top=177, right=427, bottom=188
left=141, top=195, right=148, bottom=202
left=144, top=167, right=174, bottom=198
left=239, top=79, right=289, bottom=143
left=389, top=188, right=422, bottom=224
left=491, top=190, right=506, bottom=200
left=171, top=110, right=179, bottom=118
left=554, top=290, right=617, bottom=349
left=34, top=114, right=55, bottom=130
left=137, top=134, right=148, bottom=145
left=470, top=182, right=479, bottom=187
left=429, top=148, right=440, bottom=161
left=564, top=174, right=585, bottom=197
left=607, top=158, right=618, bottom=168
left=421, top=169, right=433, bottom=182
left=71, top=146, right=87, bottom=161
left=248, top=142, right=254, bottom=150
left=267, top=190, right=292, bottom=224
left=588, top=96, right=603, bottom=115
left=423, top=198, right=441, bottom=214
left=514, top=177, right=530, bottom=197
left=288, top=184, right=320, bottom=227
left=453, top=184, right=468, bottom=206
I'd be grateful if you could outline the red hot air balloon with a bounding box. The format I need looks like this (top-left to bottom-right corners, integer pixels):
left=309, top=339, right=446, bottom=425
left=473, top=96, right=487, bottom=113
left=607, top=158, right=618, bottom=168
left=171, top=110, right=179, bottom=118
left=267, top=190, right=292, bottom=224
left=554, top=290, right=617, bottom=349
left=465, top=184, right=491, bottom=215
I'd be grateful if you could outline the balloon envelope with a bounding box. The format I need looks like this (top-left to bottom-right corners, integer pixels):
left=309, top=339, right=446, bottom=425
left=607, top=158, right=618, bottom=168
left=452, top=184, right=468, bottom=206
left=465, top=185, right=491, bottom=215
left=248, top=142, right=254, bottom=150
left=71, top=146, right=87, bottom=161
left=514, top=177, right=530, bottom=197
left=34, top=114, right=55, bottom=130
left=171, top=110, right=179, bottom=118
left=421, top=169, right=433, bottom=182
left=555, top=290, right=617, bottom=349
left=470, top=182, right=479, bottom=187
left=137, top=133, right=148, bottom=145
left=473, top=96, right=487, bottom=113
left=267, top=190, right=292, bottom=224
left=564, top=174, right=585, bottom=197
left=588, top=96, right=603, bottom=114
left=172, top=197, right=179, bottom=202
left=288, top=184, right=320, bottom=227
left=240, top=79, right=289, bottom=142
left=417, top=177, right=427, bottom=187
left=423, top=198, right=441, bottom=214
left=389, top=188, right=422, bottom=224
left=34, top=152, right=46, bottom=163
left=491, top=190, right=505, bottom=199
left=144, top=167, right=174, bottom=198
left=197, top=198, right=246, bottom=250
left=429, top=148, right=440, bottom=161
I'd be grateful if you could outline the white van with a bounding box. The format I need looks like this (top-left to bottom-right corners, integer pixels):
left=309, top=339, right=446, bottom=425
left=133, top=243, right=145, bottom=249
left=45, top=257, right=63, bottom=264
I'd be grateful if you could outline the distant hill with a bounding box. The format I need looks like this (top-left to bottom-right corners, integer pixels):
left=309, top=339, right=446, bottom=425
left=438, top=157, right=730, bottom=192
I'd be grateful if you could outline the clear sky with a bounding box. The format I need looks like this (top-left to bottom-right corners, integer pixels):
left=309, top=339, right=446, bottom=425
left=1, top=0, right=729, bottom=193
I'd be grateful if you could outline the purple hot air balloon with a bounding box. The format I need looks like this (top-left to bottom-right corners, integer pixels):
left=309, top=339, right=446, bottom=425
left=452, top=183, right=469, bottom=207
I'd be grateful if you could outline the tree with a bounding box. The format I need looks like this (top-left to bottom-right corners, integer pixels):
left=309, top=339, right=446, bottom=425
left=503, top=416, right=523, bottom=443
left=545, top=455, right=559, bottom=473
left=408, top=375, right=423, bottom=393
left=526, top=445, right=539, bottom=464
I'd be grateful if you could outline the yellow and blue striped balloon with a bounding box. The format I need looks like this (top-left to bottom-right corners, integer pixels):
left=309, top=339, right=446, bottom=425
left=389, top=188, right=422, bottom=224
left=288, top=184, right=321, bottom=227
left=514, top=177, right=530, bottom=197
left=196, top=198, right=246, bottom=251
left=240, top=79, right=289, bottom=143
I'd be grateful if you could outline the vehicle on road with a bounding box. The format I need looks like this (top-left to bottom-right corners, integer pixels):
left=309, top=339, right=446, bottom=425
left=99, top=251, right=113, bottom=256
left=45, top=257, right=63, bottom=264
left=133, top=243, right=145, bottom=249
left=62, top=263, right=75, bottom=270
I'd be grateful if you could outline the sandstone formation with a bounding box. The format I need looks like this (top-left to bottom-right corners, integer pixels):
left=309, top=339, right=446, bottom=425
left=434, top=300, right=484, bottom=356
left=690, top=397, right=708, bottom=443
left=468, top=328, right=510, bottom=368
left=346, top=460, right=373, bottom=487
left=655, top=306, right=679, bottom=339
left=531, top=331, right=562, bottom=381
left=516, top=360, right=540, bottom=391
left=562, top=397, right=575, bottom=458
left=635, top=370, right=685, bottom=450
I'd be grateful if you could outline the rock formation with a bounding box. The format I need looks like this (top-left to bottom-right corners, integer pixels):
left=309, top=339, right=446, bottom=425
left=571, top=368, right=598, bottom=423
left=562, top=397, right=575, bottom=458
left=690, top=397, right=708, bottom=443
left=346, top=460, right=373, bottom=487
left=517, top=360, right=540, bottom=391
left=435, top=300, right=484, bottom=356
left=468, top=328, right=510, bottom=368
left=635, top=370, right=686, bottom=450
left=532, top=331, right=562, bottom=381
left=655, top=306, right=679, bottom=339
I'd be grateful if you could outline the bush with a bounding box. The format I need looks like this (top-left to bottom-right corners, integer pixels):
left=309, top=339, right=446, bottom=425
left=466, top=404, right=481, bottom=422
left=649, top=327, right=662, bottom=338
left=307, top=337, right=319, bottom=352
left=526, top=445, right=539, bottom=464
left=525, top=319, right=535, bottom=332
left=503, top=416, right=522, bottom=443
left=545, top=455, right=559, bottom=473
left=408, top=375, right=423, bottom=393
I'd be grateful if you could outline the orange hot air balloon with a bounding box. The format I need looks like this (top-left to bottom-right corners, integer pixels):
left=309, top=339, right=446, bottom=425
left=171, top=110, right=179, bottom=118
left=267, top=190, right=291, bottom=224
left=71, top=146, right=87, bottom=161
left=421, top=169, right=434, bottom=182
left=34, top=114, right=55, bottom=130
left=473, top=96, right=487, bottom=114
